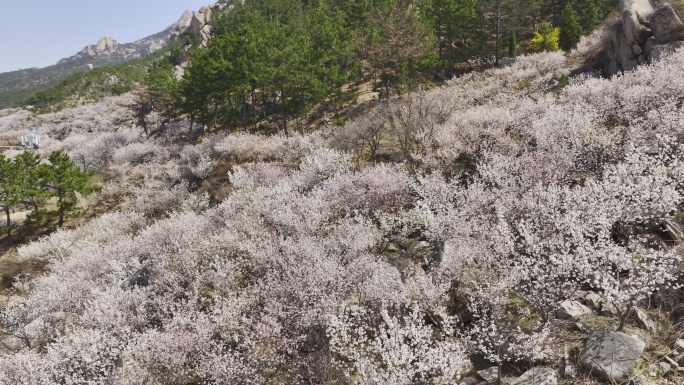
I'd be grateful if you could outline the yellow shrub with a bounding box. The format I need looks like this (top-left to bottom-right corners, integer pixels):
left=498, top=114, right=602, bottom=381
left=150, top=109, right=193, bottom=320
left=530, top=22, right=560, bottom=52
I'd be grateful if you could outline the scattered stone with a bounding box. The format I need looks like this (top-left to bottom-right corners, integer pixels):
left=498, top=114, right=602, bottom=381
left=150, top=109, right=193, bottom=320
left=557, top=300, right=592, bottom=320
left=458, top=376, right=480, bottom=385
left=651, top=5, right=684, bottom=43
left=648, top=363, right=658, bottom=377
left=574, top=322, right=587, bottom=333
left=648, top=361, right=671, bottom=377
left=644, top=36, right=656, bottom=54
left=121, top=264, right=150, bottom=289
left=600, top=301, right=619, bottom=317
left=658, top=362, right=672, bottom=376
left=512, top=367, right=558, bottom=385
left=385, top=243, right=399, bottom=253
left=405, top=240, right=430, bottom=254
left=585, top=293, right=603, bottom=310
left=638, top=55, right=647, bottom=64
left=579, top=331, right=645, bottom=379
left=563, top=346, right=578, bottom=379
left=675, top=339, right=684, bottom=350
left=633, top=308, right=656, bottom=332
left=478, top=366, right=500, bottom=382
left=633, top=44, right=643, bottom=55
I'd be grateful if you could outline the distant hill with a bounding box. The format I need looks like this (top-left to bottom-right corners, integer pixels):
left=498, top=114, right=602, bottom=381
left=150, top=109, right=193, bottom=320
left=0, top=9, right=194, bottom=109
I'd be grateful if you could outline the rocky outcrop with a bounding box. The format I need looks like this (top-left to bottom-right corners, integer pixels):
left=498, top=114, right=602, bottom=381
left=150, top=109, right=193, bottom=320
left=83, top=37, right=120, bottom=57
left=652, top=5, right=684, bottom=43
left=477, top=366, right=500, bottom=382
left=580, top=331, right=645, bottom=380
left=604, top=2, right=684, bottom=76
left=188, top=6, right=214, bottom=47
left=512, top=367, right=558, bottom=385
left=633, top=308, right=657, bottom=331
left=621, top=0, right=656, bottom=45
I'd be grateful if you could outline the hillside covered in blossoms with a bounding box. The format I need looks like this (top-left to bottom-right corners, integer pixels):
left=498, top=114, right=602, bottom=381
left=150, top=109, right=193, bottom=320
left=2, top=0, right=684, bottom=384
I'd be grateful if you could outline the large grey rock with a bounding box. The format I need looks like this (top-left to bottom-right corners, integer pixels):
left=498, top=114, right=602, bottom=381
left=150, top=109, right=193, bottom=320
left=651, top=5, right=684, bottom=43
left=633, top=308, right=656, bottom=332
left=580, top=331, right=645, bottom=379
left=621, top=0, right=657, bottom=45
left=121, top=264, right=150, bottom=289
left=557, top=300, right=592, bottom=320
left=512, top=367, right=558, bottom=385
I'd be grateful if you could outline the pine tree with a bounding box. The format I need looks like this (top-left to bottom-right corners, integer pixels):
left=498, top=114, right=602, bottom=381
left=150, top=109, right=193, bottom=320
left=559, top=2, right=581, bottom=51
left=509, top=31, right=517, bottom=57
left=0, top=155, right=20, bottom=237
left=41, top=151, right=99, bottom=227
left=14, top=151, right=45, bottom=224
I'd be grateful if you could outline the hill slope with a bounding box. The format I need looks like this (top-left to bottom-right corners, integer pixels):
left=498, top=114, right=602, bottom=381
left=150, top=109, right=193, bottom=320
left=1, top=43, right=684, bottom=383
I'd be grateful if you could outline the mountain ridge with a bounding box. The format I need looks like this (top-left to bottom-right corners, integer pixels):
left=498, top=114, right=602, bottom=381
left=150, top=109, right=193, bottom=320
left=0, top=7, right=200, bottom=109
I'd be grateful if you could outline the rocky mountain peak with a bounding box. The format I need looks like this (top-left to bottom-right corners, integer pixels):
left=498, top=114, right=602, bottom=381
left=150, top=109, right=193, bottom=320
left=82, top=37, right=119, bottom=57
left=176, top=10, right=194, bottom=31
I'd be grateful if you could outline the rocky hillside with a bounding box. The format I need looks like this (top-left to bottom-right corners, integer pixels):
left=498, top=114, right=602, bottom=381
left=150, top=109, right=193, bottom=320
left=2, top=24, right=684, bottom=385
left=4, top=2, right=684, bottom=385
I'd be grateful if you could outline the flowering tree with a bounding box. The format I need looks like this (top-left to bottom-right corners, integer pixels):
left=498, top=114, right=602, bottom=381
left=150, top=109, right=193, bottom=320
left=328, top=305, right=467, bottom=385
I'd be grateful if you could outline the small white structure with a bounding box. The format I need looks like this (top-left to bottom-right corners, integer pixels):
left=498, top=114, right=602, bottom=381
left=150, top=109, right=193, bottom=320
left=20, top=134, right=40, bottom=150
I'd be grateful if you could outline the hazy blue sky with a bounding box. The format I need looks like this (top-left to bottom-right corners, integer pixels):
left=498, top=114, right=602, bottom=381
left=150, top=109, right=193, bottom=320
left=0, top=1, right=211, bottom=73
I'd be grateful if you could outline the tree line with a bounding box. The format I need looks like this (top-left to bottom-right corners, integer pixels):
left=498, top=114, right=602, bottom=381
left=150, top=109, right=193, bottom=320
left=134, top=0, right=618, bottom=133
left=0, top=150, right=99, bottom=238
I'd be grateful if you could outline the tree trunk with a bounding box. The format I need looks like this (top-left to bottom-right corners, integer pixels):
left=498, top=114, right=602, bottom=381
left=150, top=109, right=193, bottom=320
left=495, top=0, right=501, bottom=67
left=58, top=188, right=64, bottom=227
left=4, top=208, right=11, bottom=237
left=281, top=86, right=289, bottom=137
left=617, top=307, right=631, bottom=332
left=252, top=88, right=258, bottom=132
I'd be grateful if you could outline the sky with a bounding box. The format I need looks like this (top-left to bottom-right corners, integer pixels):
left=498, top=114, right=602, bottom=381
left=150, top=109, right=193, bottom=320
left=0, top=1, right=212, bottom=73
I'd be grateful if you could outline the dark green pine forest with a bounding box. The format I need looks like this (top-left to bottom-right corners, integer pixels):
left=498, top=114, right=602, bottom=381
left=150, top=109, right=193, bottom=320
left=21, top=0, right=619, bottom=132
